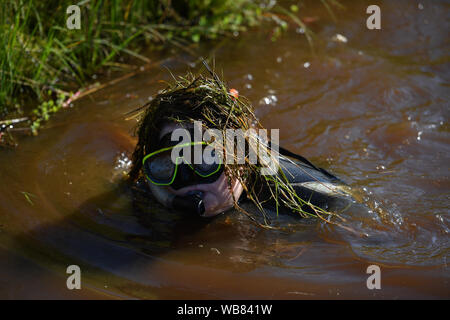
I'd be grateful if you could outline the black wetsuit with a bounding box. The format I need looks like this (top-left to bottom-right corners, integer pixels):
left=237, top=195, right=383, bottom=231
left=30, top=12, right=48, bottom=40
left=243, top=149, right=351, bottom=216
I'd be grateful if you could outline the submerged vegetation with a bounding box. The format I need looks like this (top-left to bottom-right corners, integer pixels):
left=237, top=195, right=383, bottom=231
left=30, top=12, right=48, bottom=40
left=0, top=0, right=342, bottom=139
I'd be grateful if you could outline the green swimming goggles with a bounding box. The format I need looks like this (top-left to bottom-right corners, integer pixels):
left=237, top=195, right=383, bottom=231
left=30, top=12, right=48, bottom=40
left=142, top=140, right=223, bottom=189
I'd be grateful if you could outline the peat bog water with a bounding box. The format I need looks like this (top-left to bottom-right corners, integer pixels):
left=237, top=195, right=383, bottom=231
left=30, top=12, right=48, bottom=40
left=0, top=0, right=448, bottom=299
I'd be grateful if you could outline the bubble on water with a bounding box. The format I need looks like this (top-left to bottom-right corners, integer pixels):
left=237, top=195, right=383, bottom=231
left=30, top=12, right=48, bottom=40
left=418, top=3, right=424, bottom=10
left=391, top=206, right=404, bottom=227
left=259, top=95, right=278, bottom=106
left=276, top=56, right=282, bottom=63
left=303, top=62, right=310, bottom=68
left=417, top=131, right=423, bottom=141
left=436, top=214, right=450, bottom=234
left=245, top=83, right=252, bottom=89
left=114, top=152, right=132, bottom=173
left=245, top=74, right=253, bottom=81
left=296, top=27, right=305, bottom=34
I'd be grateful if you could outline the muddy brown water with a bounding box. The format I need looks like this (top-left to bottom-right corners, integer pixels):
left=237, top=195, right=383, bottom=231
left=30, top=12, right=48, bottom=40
left=0, top=0, right=448, bottom=299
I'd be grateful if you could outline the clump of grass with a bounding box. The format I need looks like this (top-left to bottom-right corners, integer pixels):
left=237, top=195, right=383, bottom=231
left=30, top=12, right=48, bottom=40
left=128, top=62, right=349, bottom=228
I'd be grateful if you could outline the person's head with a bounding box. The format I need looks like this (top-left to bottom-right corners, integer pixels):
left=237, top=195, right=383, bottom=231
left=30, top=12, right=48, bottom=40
left=145, top=121, right=245, bottom=217
left=129, top=71, right=261, bottom=217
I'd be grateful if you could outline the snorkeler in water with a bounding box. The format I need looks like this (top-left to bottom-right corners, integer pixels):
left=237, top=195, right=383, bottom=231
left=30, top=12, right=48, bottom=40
left=129, top=66, right=352, bottom=224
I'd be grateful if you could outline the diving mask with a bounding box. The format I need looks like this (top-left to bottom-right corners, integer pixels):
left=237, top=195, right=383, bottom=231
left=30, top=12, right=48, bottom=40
left=142, top=131, right=223, bottom=190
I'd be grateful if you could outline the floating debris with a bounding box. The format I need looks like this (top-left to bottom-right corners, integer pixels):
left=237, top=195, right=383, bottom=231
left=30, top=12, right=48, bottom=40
left=210, top=248, right=221, bottom=255
left=21, top=191, right=37, bottom=206
left=332, top=33, right=348, bottom=43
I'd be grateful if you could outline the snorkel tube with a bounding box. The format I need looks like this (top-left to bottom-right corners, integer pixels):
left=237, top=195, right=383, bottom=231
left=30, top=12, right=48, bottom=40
left=172, top=191, right=205, bottom=216
left=148, top=183, right=205, bottom=216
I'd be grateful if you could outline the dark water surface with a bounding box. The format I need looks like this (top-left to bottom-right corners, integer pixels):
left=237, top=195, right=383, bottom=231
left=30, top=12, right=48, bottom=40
left=0, top=0, right=448, bottom=299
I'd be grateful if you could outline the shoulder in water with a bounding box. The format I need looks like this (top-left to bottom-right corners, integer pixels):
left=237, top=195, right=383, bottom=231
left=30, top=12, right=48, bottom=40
left=128, top=66, right=354, bottom=224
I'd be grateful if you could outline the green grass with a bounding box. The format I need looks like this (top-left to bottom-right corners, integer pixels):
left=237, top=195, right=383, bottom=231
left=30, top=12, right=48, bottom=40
left=0, top=0, right=263, bottom=118
left=0, top=0, right=342, bottom=134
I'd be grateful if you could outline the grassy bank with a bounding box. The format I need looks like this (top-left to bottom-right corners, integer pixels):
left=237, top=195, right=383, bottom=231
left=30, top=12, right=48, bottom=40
left=1, top=0, right=263, bottom=117
left=0, top=0, right=341, bottom=139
